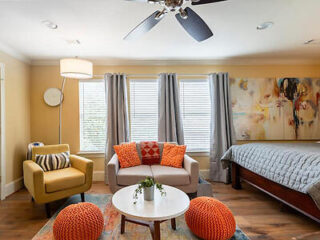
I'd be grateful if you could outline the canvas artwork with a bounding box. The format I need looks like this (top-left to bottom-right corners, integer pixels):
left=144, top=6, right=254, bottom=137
left=230, top=77, right=320, bottom=140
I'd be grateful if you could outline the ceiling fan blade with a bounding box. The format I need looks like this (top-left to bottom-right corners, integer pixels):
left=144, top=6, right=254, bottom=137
left=125, top=0, right=148, bottom=2
left=125, top=0, right=160, bottom=2
left=124, top=11, right=163, bottom=41
left=175, top=7, right=213, bottom=42
left=191, top=0, right=226, bottom=6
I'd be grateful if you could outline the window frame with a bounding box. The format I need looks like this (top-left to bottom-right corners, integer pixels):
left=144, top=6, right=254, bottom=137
left=128, top=78, right=159, bottom=143
left=179, top=78, right=211, bottom=153
left=78, top=78, right=106, bottom=154
left=77, top=77, right=212, bottom=155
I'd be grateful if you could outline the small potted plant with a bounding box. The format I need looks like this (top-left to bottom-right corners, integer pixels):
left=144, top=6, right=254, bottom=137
left=133, top=177, right=166, bottom=204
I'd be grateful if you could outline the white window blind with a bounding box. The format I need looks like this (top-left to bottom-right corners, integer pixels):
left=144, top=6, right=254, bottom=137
left=79, top=80, right=106, bottom=152
left=130, top=79, right=158, bottom=142
left=180, top=79, right=211, bottom=152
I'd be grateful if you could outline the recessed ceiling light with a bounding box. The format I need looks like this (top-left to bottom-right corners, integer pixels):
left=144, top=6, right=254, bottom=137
left=66, top=39, right=81, bottom=45
left=42, top=20, right=58, bottom=30
left=257, top=22, right=274, bottom=30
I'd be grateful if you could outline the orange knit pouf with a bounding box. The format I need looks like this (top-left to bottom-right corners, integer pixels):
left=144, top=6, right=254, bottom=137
left=185, top=197, right=236, bottom=240
left=53, top=202, right=104, bottom=240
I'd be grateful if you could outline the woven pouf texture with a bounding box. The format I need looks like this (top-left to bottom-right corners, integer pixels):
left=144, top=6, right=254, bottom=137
left=53, top=202, right=104, bottom=240
left=185, top=197, right=236, bottom=240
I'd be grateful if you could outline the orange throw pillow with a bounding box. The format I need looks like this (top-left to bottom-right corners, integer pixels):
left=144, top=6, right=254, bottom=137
left=161, top=143, right=186, bottom=168
left=113, top=142, right=141, bottom=168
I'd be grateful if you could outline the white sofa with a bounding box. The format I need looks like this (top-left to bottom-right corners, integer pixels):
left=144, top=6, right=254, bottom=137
left=107, top=142, right=199, bottom=194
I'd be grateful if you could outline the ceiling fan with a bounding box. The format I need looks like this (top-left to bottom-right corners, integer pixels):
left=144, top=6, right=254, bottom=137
left=124, top=0, right=226, bottom=42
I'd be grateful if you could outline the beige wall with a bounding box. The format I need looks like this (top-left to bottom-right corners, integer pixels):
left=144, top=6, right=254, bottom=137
left=0, top=51, right=31, bottom=184
left=30, top=64, right=320, bottom=172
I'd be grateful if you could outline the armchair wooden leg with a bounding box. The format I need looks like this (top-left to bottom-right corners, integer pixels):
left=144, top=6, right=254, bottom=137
left=81, top=193, right=85, bottom=202
left=45, top=203, right=51, bottom=218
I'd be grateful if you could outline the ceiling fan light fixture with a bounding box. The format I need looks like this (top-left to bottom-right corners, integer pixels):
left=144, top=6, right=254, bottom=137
left=125, top=0, right=221, bottom=41
left=179, top=8, right=188, bottom=20
left=155, top=10, right=167, bottom=20
left=257, top=21, right=274, bottom=30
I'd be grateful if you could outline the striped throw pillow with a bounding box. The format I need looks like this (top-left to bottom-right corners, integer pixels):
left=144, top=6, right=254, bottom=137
left=35, top=151, right=70, bottom=172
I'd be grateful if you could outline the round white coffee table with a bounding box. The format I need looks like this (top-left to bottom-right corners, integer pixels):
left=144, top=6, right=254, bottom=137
left=112, top=184, right=190, bottom=240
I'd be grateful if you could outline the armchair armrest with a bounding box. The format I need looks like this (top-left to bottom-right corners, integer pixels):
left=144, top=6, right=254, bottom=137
left=107, top=154, right=119, bottom=192
left=23, top=160, right=45, bottom=199
left=184, top=154, right=199, bottom=186
left=70, top=155, right=93, bottom=185
left=70, top=155, right=93, bottom=173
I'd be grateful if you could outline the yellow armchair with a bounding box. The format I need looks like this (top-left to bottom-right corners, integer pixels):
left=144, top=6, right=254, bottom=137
left=23, top=144, right=93, bottom=217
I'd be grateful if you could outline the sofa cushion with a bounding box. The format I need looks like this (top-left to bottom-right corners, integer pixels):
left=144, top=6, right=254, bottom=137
left=161, top=143, right=186, bottom=168
left=35, top=151, right=70, bottom=172
left=122, top=142, right=177, bottom=160
left=44, top=167, right=85, bottom=193
left=151, top=165, right=190, bottom=186
left=117, top=165, right=153, bottom=186
left=114, top=142, right=141, bottom=168
left=158, top=142, right=176, bottom=157
left=140, top=141, right=160, bottom=165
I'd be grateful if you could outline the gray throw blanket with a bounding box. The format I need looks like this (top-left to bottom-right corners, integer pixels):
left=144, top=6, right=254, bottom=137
left=221, top=143, right=320, bottom=209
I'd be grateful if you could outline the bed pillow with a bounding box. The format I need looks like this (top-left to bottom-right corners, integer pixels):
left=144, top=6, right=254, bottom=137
left=35, top=151, right=70, bottom=172
left=161, top=143, right=186, bottom=168
left=140, top=141, right=160, bottom=165
left=114, top=142, right=141, bottom=168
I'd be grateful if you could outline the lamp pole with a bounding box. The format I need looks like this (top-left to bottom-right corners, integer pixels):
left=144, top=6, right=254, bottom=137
left=59, top=58, right=93, bottom=144
left=59, top=77, right=66, bottom=144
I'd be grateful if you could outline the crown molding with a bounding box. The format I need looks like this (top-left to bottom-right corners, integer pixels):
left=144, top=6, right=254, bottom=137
left=31, top=58, right=320, bottom=66
left=0, top=41, right=30, bottom=64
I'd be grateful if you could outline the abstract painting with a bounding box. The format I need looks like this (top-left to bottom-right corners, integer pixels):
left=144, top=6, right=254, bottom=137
left=230, top=78, right=320, bottom=140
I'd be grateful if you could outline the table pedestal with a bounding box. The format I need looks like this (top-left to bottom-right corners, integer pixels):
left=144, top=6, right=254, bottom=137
left=120, top=215, right=176, bottom=240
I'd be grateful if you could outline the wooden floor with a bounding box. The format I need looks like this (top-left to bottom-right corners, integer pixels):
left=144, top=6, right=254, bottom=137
left=0, top=182, right=319, bottom=240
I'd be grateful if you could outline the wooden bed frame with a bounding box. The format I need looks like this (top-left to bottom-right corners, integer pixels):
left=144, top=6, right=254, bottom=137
left=231, top=162, right=320, bottom=223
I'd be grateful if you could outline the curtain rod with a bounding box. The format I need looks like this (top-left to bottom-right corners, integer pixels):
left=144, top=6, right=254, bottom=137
left=92, top=73, right=209, bottom=78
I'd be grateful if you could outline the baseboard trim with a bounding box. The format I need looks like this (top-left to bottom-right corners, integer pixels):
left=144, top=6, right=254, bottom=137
left=93, top=171, right=105, bottom=181
left=5, top=177, right=23, bottom=197
left=200, top=169, right=210, bottom=180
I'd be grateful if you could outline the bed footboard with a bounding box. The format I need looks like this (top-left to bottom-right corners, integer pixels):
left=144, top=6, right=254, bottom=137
left=231, top=162, right=320, bottom=223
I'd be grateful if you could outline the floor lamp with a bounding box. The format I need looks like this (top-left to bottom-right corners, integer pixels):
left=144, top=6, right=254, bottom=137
left=59, top=58, right=93, bottom=144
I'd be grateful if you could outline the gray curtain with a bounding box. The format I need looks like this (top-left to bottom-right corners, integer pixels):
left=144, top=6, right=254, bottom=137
left=209, top=73, right=236, bottom=183
left=104, top=73, right=129, bottom=183
left=158, top=73, right=184, bottom=144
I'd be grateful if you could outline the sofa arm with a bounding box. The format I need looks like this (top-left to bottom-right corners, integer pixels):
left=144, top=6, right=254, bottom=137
left=184, top=154, right=199, bottom=186
left=70, top=155, right=93, bottom=185
left=107, top=154, right=119, bottom=192
left=23, top=160, right=45, bottom=199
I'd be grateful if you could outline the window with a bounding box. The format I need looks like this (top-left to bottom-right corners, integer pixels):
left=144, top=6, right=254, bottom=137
left=180, top=79, right=211, bottom=152
left=130, top=79, right=158, bottom=142
left=79, top=80, right=106, bottom=152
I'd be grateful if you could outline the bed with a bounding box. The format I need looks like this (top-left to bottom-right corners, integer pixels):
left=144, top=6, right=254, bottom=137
left=221, top=143, right=320, bottom=223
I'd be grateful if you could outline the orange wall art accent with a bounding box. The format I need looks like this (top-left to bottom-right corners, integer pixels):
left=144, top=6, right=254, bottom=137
left=231, top=78, right=320, bottom=140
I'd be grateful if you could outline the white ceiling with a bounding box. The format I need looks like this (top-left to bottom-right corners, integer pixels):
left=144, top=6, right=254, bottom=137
left=0, top=0, right=320, bottom=65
